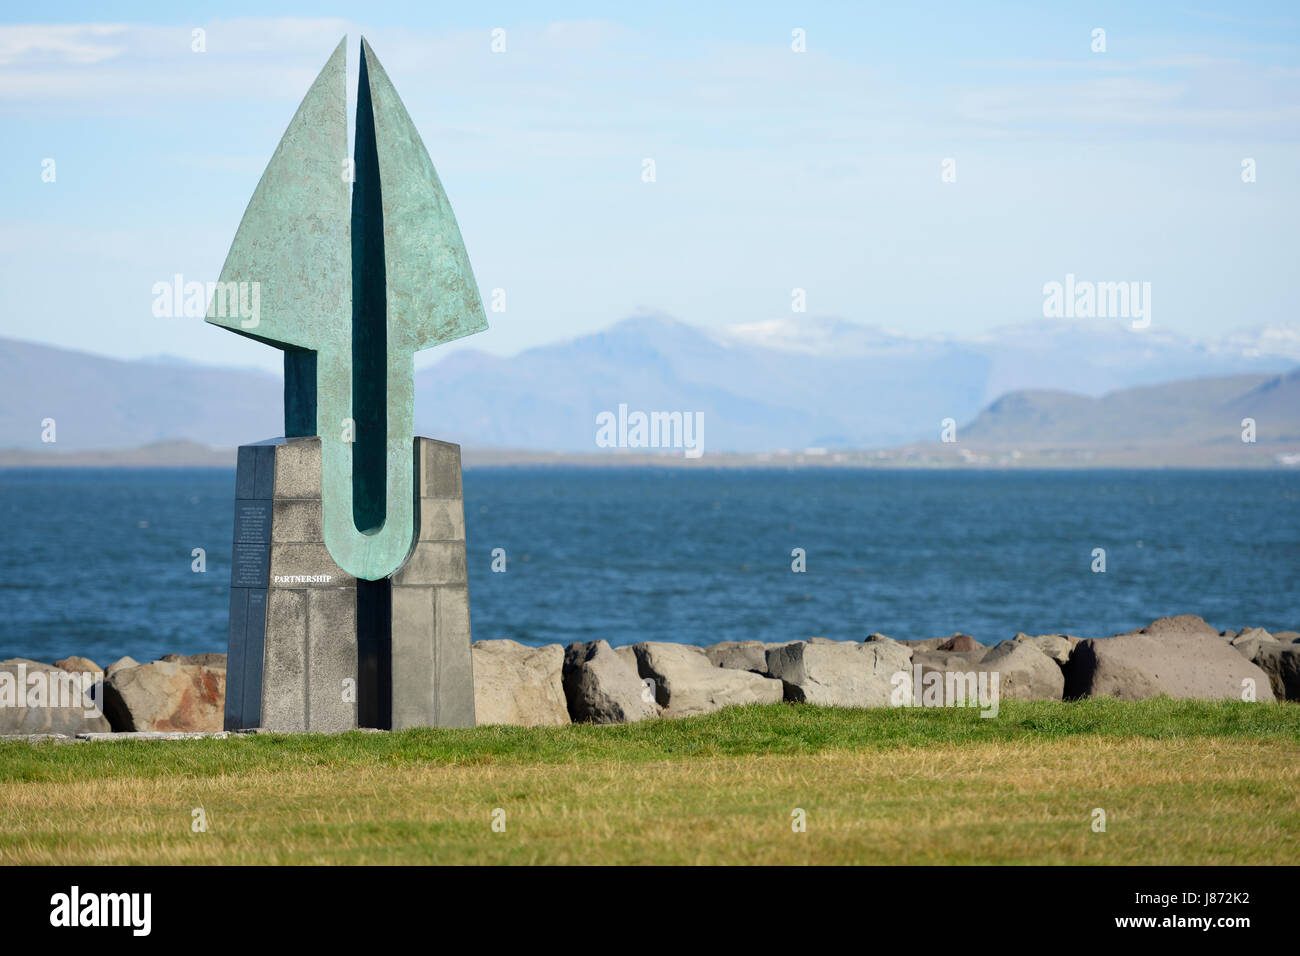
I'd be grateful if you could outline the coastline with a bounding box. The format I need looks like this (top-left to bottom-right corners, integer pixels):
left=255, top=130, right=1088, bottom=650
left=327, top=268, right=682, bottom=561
left=0, top=439, right=1297, bottom=469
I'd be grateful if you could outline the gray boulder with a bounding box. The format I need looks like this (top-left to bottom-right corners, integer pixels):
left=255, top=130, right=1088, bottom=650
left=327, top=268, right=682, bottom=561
left=910, top=649, right=988, bottom=706
left=910, top=641, right=1061, bottom=704
left=864, top=634, right=911, bottom=650
left=563, top=640, right=660, bottom=724
left=1228, top=627, right=1277, bottom=662
left=105, top=656, right=139, bottom=679
left=766, top=639, right=912, bottom=707
left=1012, top=633, right=1076, bottom=665
left=704, top=641, right=769, bottom=674
left=0, top=658, right=110, bottom=735
left=1063, top=615, right=1275, bottom=702
left=1254, top=644, right=1300, bottom=701
left=613, top=644, right=641, bottom=672
left=896, top=633, right=977, bottom=652
left=471, top=640, right=569, bottom=727
left=980, top=640, right=1065, bottom=700
left=631, top=642, right=783, bottom=717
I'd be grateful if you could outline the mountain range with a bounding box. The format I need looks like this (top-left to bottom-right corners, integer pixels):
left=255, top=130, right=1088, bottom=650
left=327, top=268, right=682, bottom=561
left=1, top=315, right=1297, bottom=457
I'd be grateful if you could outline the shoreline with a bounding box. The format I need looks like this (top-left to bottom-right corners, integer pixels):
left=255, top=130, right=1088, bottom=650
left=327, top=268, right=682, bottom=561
left=1, top=443, right=1298, bottom=470
left=5, top=616, right=1296, bottom=736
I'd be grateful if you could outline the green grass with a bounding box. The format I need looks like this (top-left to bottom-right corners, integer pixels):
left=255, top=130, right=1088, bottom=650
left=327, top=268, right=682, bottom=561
left=1, top=699, right=1297, bottom=864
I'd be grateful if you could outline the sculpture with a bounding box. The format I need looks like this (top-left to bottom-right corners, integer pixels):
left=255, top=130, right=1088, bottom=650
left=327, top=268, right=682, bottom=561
left=209, top=37, right=485, bottom=731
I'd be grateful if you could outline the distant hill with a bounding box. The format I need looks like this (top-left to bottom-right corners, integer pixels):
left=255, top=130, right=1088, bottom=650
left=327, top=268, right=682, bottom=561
left=0, top=440, right=235, bottom=468
left=0, top=337, right=281, bottom=451
left=1, top=316, right=1298, bottom=455
left=964, top=369, right=1300, bottom=445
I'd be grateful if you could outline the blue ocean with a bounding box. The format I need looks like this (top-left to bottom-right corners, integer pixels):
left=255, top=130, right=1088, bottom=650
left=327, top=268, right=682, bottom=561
left=0, top=467, right=1297, bottom=664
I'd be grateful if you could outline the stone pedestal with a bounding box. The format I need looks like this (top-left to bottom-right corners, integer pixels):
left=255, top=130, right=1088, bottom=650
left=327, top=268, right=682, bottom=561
left=223, top=436, right=475, bottom=732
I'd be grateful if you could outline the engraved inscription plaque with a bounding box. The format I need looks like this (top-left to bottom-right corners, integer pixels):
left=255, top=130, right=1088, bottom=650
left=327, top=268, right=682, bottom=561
left=232, top=501, right=272, bottom=588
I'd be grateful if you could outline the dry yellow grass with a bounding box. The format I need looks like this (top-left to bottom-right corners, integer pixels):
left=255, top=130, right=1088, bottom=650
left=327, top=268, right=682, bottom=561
left=2, top=735, right=1296, bottom=864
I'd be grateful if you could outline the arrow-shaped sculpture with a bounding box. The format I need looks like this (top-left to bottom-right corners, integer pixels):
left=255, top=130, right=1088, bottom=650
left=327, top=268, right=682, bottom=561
left=208, top=36, right=487, bottom=580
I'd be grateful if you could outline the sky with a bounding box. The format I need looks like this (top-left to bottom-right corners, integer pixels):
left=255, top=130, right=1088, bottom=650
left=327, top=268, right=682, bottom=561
left=1, top=1, right=1298, bottom=373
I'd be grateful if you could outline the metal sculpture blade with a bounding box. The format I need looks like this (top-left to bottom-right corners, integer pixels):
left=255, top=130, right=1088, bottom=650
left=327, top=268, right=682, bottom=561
left=207, top=36, right=488, bottom=581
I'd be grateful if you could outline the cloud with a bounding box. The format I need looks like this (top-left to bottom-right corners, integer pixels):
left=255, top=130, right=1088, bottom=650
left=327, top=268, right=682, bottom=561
left=2, top=15, right=1295, bottom=147
left=0, top=23, right=128, bottom=65
left=0, top=18, right=350, bottom=102
left=1177, top=8, right=1299, bottom=29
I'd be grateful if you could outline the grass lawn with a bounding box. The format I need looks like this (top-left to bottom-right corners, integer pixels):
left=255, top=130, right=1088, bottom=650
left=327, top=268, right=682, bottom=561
left=1, top=699, right=1297, bottom=864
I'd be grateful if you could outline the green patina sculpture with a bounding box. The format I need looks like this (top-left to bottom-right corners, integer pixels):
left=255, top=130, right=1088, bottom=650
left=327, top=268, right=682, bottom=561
left=207, top=37, right=487, bottom=580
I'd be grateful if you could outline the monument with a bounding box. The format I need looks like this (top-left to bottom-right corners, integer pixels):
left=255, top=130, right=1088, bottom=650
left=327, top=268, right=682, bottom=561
left=208, top=37, right=487, bottom=732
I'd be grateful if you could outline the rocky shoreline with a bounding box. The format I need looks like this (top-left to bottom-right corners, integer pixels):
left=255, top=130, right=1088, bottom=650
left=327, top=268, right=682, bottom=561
left=2, top=614, right=1296, bottom=737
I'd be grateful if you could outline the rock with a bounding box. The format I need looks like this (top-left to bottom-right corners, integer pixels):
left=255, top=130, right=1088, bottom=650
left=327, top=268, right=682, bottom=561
left=105, top=656, right=139, bottom=679
left=766, top=639, right=912, bottom=707
left=912, top=649, right=984, bottom=669
left=704, top=641, right=769, bottom=674
left=937, top=633, right=979, bottom=652
left=160, top=653, right=227, bottom=668
left=54, top=656, right=102, bottom=674
left=563, top=640, right=660, bottom=724
left=979, top=640, right=1064, bottom=700
left=1254, top=644, right=1300, bottom=701
left=1271, top=631, right=1300, bottom=644
left=909, top=641, right=1063, bottom=704
left=808, top=636, right=842, bottom=645
left=910, top=649, right=988, bottom=705
left=1228, top=627, right=1276, bottom=662
left=894, top=634, right=976, bottom=652
left=1012, top=633, right=1075, bottom=665
left=471, top=640, right=569, bottom=727
left=894, top=637, right=948, bottom=652
left=0, top=659, right=110, bottom=735
left=864, top=634, right=909, bottom=649
left=613, top=644, right=641, bottom=672
left=0, top=661, right=105, bottom=733
left=102, top=657, right=226, bottom=732
left=631, top=642, right=783, bottom=717
left=1063, top=615, right=1275, bottom=702
left=1142, top=614, right=1221, bottom=638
